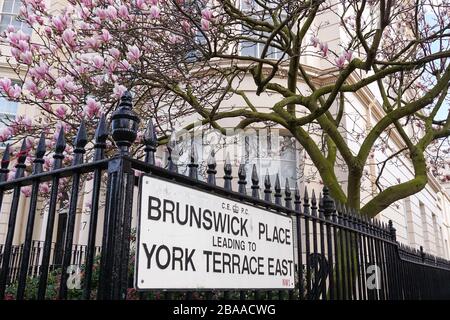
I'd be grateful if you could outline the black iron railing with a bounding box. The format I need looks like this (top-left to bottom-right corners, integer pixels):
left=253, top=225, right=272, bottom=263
left=0, top=91, right=449, bottom=300
left=0, top=241, right=101, bottom=285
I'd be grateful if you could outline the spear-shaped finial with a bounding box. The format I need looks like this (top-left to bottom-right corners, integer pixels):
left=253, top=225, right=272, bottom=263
left=72, top=121, right=88, bottom=165
left=303, top=186, right=310, bottom=215
left=188, top=141, right=198, bottom=180
left=0, top=144, right=11, bottom=182
left=251, top=164, right=259, bottom=199
left=32, top=132, right=46, bottom=175
left=238, top=162, right=246, bottom=194
left=294, top=183, right=301, bottom=213
left=284, top=178, right=292, bottom=210
left=207, top=150, right=216, bottom=185
left=264, top=169, right=271, bottom=202
left=274, top=173, right=282, bottom=206
left=223, top=152, right=232, bottom=191
left=93, top=114, right=108, bottom=161
left=143, top=118, right=157, bottom=165
left=167, top=133, right=178, bottom=173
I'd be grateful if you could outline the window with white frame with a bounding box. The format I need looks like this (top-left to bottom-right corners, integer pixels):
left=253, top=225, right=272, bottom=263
left=0, top=0, right=32, bottom=34
left=238, top=0, right=285, bottom=60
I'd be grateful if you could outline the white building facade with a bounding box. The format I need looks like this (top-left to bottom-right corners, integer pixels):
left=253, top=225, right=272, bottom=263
left=0, top=0, right=450, bottom=261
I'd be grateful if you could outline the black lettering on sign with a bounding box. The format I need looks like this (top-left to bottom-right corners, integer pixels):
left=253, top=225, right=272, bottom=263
left=148, top=196, right=161, bottom=220
left=146, top=196, right=249, bottom=237
left=203, top=250, right=265, bottom=275
left=258, top=223, right=291, bottom=245
left=142, top=243, right=196, bottom=271
left=267, top=257, right=294, bottom=276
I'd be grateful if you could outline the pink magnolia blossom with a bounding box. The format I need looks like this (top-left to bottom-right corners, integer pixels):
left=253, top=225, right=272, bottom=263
left=55, top=105, right=67, bottom=118
left=109, top=47, right=121, bottom=59
left=62, top=29, right=76, bottom=48
left=107, top=6, right=118, bottom=19
left=80, top=0, right=93, bottom=8
left=7, top=168, right=16, bottom=181
left=126, top=45, right=141, bottom=62
left=0, top=127, right=12, bottom=142
left=335, top=55, right=346, bottom=69
left=92, top=55, right=104, bottom=69
left=20, top=51, right=33, bottom=64
left=113, top=83, right=127, bottom=98
left=35, top=61, right=49, bottom=77
left=17, top=39, right=29, bottom=52
left=201, top=18, right=210, bottom=31
left=201, top=8, right=213, bottom=21
left=344, top=50, right=353, bottom=62
left=25, top=136, right=35, bottom=149
left=118, top=5, right=129, bottom=18
left=119, top=59, right=131, bottom=70
left=84, top=97, right=101, bottom=117
left=85, top=36, right=101, bottom=50
left=39, top=182, right=50, bottom=194
left=36, top=87, right=49, bottom=100
left=181, top=20, right=192, bottom=33
left=0, top=78, right=12, bottom=92
left=44, top=26, right=52, bottom=36
left=150, top=5, right=160, bottom=19
left=7, top=84, right=21, bottom=99
left=10, top=47, right=20, bottom=60
left=43, top=156, right=52, bottom=170
left=21, top=186, right=32, bottom=197
left=319, top=42, right=328, bottom=56
left=136, top=0, right=147, bottom=10
left=96, top=8, right=108, bottom=20
left=25, top=79, right=38, bottom=93
left=101, top=29, right=112, bottom=42
left=106, top=58, right=118, bottom=73
left=52, top=16, right=66, bottom=32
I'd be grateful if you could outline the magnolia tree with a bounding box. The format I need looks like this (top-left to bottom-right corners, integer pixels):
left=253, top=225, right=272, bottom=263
left=0, top=0, right=450, bottom=217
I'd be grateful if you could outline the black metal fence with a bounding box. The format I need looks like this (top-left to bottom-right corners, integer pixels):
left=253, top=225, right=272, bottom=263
left=0, top=92, right=450, bottom=300
left=0, top=241, right=101, bottom=285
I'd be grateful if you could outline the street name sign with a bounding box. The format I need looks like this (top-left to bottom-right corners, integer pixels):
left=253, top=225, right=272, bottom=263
left=135, top=174, right=295, bottom=290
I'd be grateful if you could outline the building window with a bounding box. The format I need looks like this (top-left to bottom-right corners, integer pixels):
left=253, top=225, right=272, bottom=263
left=0, top=0, right=32, bottom=34
left=0, top=95, right=18, bottom=148
left=239, top=0, right=285, bottom=60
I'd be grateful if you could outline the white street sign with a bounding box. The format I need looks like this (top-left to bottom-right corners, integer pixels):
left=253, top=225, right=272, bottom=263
left=135, top=174, right=295, bottom=290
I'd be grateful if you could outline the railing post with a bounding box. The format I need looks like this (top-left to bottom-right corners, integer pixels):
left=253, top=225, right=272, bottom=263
left=58, top=121, right=88, bottom=300
left=83, top=115, right=108, bottom=299
left=16, top=133, right=46, bottom=299
left=0, top=140, right=28, bottom=299
left=188, top=141, right=198, bottom=180
left=322, top=186, right=335, bottom=299
left=37, top=128, right=66, bottom=299
left=98, top=91, right=139, bottom=300
left=251, top=164, right=260, bottom=199
left=420, top=246, right=425, bottom=263
left=207, top=151, right=216, bottom=185
left=143, top=118, right=157, bottom=165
